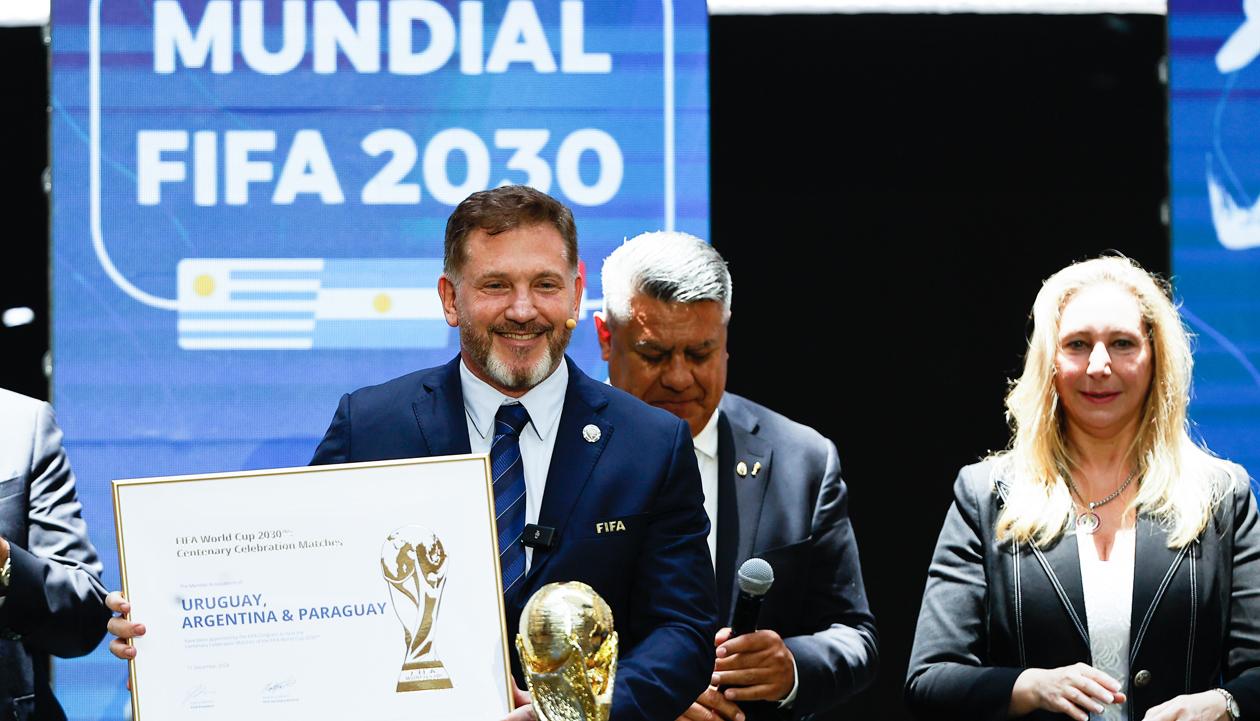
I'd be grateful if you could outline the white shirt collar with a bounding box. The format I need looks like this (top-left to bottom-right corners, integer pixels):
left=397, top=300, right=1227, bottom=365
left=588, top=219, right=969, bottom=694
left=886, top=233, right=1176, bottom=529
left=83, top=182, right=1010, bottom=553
left=692, top=405, right=721, bottom=459
left=460, top=359, right=569, bottom=442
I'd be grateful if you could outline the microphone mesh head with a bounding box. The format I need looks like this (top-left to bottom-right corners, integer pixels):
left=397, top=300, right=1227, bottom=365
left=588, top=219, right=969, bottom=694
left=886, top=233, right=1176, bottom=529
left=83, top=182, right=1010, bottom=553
left=736, top=557, right=774, bottom=596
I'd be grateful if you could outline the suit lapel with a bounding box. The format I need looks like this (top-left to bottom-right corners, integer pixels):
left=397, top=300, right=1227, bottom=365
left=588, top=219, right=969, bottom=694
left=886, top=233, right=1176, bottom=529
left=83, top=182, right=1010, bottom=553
left=1128, top=512, right=1190, bottom=665
left=715, top=415, right=739, bottom=624
left=1028, top=527, right=1091, bottom=651
left=991, top=480, right=1091, bottom=652
left=720, top=397, right=773, bottom=616
left=410, top=357, right=473, bottom=457
left=519, top=361, right=611, bottom=599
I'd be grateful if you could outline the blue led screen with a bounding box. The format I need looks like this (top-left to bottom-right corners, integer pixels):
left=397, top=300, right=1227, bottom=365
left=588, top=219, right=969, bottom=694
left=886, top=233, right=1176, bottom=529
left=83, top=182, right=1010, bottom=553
left=1170, top=0, right=1260, bottom=484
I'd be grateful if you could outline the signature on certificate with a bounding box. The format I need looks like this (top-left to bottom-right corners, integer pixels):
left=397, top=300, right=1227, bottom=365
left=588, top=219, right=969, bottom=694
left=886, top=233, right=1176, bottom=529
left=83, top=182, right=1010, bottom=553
left=182, top=684, right=215, bottom=709
left=261, top=677, right=299, bottom=702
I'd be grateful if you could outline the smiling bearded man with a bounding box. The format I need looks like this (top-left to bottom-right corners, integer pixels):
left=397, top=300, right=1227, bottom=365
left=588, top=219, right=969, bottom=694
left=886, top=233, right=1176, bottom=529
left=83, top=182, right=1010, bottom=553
left=313, top=186, right=718, bottom=721
left=447, top=220, right=577, bottom=393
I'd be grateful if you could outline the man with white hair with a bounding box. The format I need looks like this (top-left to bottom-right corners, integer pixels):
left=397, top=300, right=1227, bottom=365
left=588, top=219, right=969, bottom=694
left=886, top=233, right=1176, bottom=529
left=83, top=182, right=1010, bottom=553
left=595, top=232, right=878, bottom=721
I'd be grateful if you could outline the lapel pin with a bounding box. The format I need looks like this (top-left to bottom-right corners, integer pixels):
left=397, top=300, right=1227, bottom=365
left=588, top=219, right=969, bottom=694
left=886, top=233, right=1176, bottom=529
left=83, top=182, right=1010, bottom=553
left=736, top=461, right=748, bottom=477
left=582, top=424, right=601, bottom=443
left=751, top=461, right=761, bottom=477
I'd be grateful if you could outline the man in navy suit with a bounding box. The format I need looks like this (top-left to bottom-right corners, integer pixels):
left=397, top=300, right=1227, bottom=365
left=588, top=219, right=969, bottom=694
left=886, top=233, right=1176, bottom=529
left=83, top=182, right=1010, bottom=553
left=108, top=186, right=717, bottom=721
left=596, top=232, right=877, bottom=721
left=0, top=389, right=110, bottom=721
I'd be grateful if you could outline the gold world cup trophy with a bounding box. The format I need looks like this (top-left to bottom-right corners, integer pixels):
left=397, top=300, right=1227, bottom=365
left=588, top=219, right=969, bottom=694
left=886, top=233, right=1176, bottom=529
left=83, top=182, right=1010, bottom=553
left=381, top=525, right=453, bottom=692
left=516, top=581, right=618, bottom=721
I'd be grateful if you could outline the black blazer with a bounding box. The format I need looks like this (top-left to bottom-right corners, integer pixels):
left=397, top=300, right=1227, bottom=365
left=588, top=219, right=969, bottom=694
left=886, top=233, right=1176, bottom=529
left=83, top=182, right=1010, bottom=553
left=905, top=459, right=1260, bottom=721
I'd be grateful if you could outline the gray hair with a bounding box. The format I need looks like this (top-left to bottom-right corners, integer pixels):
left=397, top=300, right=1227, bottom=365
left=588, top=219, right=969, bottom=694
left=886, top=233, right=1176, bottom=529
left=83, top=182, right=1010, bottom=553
left=600, top=231, right=732, bottom=324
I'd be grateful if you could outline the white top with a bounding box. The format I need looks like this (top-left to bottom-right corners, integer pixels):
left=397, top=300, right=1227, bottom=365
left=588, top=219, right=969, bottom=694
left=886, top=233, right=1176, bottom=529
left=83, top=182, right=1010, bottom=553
left=692, top=407, right=721, bottom=568
left=460, top=359, right=569, bottom=571
left=1077, top=528, right=1136, bottom=721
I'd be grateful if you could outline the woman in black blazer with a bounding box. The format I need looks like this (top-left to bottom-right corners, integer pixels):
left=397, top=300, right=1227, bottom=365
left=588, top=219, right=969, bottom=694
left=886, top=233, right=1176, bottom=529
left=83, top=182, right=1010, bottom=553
left=906, top=256, right=1260, bottom=721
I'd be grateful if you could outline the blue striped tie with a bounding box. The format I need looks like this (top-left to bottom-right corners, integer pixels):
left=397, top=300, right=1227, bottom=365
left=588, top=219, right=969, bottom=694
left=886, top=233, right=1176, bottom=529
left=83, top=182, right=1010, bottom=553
left=491, top=403, right=531, bottom=596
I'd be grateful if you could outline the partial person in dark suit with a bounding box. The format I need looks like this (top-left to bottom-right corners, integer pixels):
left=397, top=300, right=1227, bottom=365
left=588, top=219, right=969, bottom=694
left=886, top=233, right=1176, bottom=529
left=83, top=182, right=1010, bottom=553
left=106, top=186, right=717, bottom=721
left=595, top=232, right=877, bottom=721
left=0, top=388, right=110, bottom=721
left=906, top=255, right=1260, bottom=721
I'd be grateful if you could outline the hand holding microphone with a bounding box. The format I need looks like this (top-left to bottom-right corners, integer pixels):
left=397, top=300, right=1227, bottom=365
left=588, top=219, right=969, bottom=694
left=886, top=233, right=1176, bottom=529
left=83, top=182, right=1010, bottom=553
left=712, top=558, right=796, bottom=705
left=678, top=559, right=793, bottom=721
left=729, top=557, right=774, bottom=637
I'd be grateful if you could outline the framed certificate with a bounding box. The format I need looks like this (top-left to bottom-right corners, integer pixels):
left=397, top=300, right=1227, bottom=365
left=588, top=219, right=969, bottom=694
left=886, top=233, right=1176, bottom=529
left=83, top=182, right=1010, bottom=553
left=113, top=454, right=512, bottom=721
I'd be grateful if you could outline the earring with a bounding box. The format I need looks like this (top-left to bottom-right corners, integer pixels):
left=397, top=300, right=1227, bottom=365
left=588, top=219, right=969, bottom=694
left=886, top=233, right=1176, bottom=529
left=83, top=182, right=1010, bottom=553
left=565, top=318, right=577, bottom=330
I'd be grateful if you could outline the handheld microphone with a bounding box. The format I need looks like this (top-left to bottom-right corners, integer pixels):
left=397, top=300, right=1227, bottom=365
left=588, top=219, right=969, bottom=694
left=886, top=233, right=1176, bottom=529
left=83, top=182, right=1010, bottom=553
left=729, top=557, right=774, bottom=637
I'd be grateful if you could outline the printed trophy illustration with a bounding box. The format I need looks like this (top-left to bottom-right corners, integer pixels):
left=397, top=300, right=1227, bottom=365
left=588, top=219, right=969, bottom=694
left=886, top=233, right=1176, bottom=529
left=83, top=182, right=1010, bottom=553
left=381, top=525, right=453, bottom=691
left=516, top=581, right=618, bottom=721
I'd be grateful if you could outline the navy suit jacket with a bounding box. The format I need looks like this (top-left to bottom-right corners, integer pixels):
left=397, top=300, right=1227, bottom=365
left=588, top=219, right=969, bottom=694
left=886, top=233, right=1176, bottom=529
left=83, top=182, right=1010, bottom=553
left=714, top=393, right=878, bottom=721
left=0, top=390, right=110, bottom=721
left=311, top=356, right=718, bottom=721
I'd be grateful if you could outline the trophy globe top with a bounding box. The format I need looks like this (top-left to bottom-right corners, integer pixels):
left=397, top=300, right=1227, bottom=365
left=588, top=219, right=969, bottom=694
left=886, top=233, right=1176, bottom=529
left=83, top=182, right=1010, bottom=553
left=518, top=581, right=617, bottom=703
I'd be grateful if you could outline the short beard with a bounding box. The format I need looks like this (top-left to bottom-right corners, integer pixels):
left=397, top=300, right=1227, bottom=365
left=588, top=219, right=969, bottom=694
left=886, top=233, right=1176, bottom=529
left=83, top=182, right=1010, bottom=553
left=461, top=319, right=572, bottom=393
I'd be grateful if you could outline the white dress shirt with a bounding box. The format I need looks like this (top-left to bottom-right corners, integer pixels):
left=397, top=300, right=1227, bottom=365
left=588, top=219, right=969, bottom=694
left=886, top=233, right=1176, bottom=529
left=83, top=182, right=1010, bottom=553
left=460, top=359, right=569, bottom=571
left=692, top=407, right=721, bottom=568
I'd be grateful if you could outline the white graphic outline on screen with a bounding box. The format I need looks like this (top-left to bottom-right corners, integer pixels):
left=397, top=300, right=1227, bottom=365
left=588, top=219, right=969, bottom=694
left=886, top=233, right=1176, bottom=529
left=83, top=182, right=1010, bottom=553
left=1209, top=0, right=1260, bottom=250
left=88, top=0, right=681, bottom=314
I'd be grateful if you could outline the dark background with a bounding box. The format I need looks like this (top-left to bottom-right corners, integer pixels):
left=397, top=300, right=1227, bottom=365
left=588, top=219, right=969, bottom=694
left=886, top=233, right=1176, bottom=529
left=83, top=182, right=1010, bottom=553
left=0, top=12, right=1168, bottom=720
left=1, top=26, right=50, bottom=401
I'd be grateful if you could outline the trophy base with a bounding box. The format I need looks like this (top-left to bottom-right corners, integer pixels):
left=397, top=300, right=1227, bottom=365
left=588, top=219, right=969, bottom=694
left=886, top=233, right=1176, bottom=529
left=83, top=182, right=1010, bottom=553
left=396, top=660, right=454, bottom=692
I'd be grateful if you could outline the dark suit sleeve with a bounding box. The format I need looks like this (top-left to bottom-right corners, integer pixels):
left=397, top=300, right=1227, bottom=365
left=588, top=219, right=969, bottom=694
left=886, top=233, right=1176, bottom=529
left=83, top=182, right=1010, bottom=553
left=782, top=440, right=878, bottom=717
left=1222, top=469, right=1260, bottom=719
left=0, top=403, right=109, bottom=658
left=904, top=470, right=1022, bottom=721
left=611, top=418, right=718, bottom=721
left=310, top=393, right=352, bottom=466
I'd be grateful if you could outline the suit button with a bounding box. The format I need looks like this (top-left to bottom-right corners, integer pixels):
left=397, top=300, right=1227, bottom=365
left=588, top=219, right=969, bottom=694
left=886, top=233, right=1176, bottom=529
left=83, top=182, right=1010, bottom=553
left=1134, top=670, right=1152, bottom=688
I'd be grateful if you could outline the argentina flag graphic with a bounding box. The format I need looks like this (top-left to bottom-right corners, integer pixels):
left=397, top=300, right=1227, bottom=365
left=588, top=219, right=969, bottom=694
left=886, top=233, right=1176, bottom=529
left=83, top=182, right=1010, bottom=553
left=178, top=258, right=451, bottom=350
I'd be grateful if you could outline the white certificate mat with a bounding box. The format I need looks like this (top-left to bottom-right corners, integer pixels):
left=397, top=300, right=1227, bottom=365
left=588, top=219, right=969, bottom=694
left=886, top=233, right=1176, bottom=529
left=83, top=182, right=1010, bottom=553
left=113, top=454, right=511, bottom=721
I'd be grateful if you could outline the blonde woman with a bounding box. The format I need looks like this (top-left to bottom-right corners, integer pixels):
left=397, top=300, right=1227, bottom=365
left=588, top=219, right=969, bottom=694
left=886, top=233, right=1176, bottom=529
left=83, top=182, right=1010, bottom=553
left=905, top=256, right=1260, bottom=721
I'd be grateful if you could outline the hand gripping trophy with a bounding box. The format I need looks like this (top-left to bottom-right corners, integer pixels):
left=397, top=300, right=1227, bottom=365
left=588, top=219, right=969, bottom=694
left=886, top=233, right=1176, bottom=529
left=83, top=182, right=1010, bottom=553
left=381, top=525, right=453, bottom=692
left=516, top=581, right=618, bottom=721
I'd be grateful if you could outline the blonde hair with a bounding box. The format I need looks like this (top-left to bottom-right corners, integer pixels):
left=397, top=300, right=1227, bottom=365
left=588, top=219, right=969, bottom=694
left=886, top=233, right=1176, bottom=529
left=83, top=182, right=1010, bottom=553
left=993, top=255, right=1233, bottom=548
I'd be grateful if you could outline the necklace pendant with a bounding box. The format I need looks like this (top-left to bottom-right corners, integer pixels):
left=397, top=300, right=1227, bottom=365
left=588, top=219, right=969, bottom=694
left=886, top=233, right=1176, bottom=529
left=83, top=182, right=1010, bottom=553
left=1076, top=512, right=1101, bottom=535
